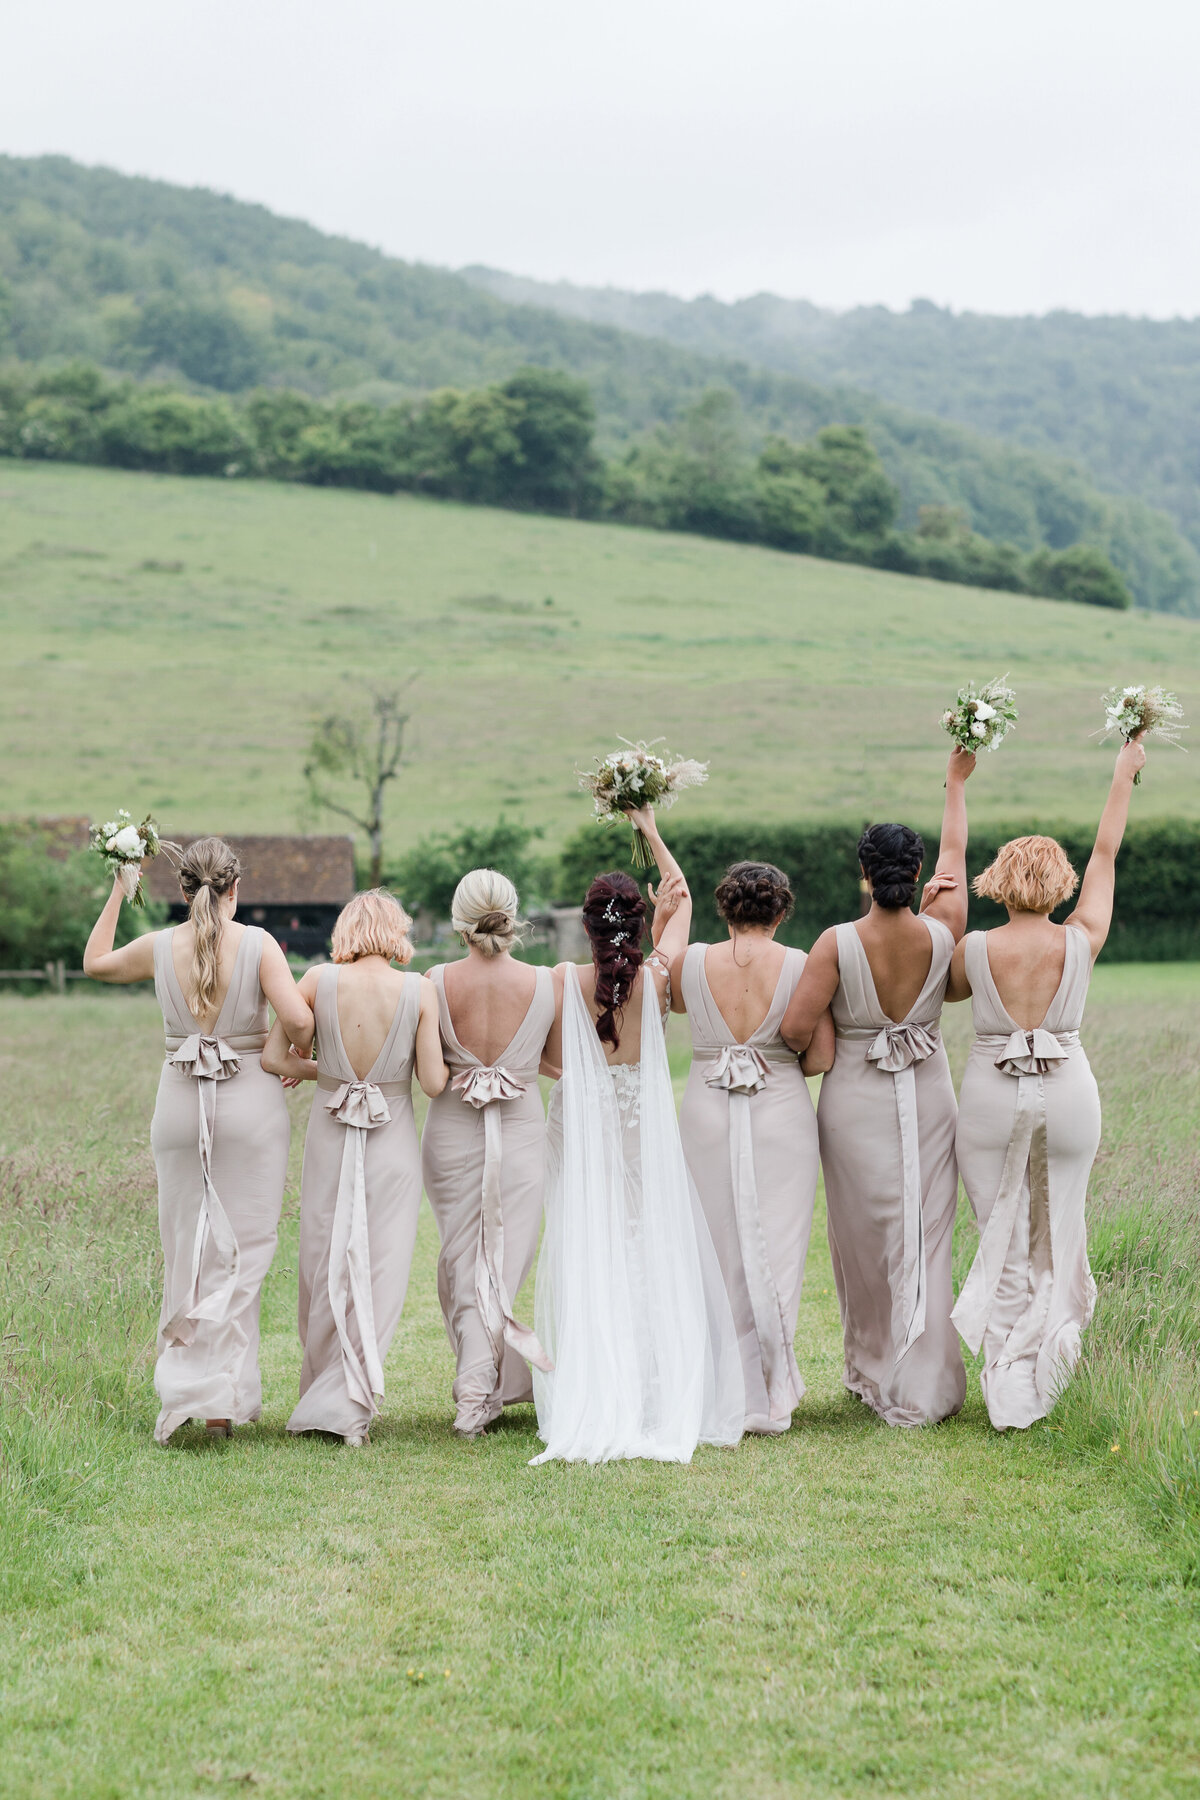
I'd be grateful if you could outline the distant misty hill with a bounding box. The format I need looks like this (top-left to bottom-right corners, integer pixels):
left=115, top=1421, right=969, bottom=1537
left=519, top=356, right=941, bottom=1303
left=462, top=267, right=1200, bottom=562
left=0, top=154, right=1196, bottom=611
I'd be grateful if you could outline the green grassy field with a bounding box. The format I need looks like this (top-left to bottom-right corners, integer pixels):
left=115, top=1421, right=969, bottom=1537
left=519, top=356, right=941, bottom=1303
left=2, top=971, right=1198, bottom=1799
left=2, top=460, right=1197, bottom=851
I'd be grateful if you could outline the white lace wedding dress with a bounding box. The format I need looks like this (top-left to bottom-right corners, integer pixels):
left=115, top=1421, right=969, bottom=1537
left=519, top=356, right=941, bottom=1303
left=531, top=960, right=745, bottom=1463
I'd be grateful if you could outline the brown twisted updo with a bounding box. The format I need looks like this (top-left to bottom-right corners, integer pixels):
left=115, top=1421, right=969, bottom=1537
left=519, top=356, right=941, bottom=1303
left=857, top=823, right=924, bottom=911
left=582, top=872, right=647, bottom=1051
left=715, top=861, right=794, bottom=929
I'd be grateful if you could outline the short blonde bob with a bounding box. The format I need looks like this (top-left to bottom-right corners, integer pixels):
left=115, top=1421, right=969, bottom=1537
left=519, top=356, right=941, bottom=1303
left=972, top=835, right=1078, bottom=915
left=330, top=889, right=414, bottom=965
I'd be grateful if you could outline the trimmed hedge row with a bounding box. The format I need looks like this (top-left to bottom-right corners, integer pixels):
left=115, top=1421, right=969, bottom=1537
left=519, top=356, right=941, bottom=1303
left=555, top=818, right=1200, bottom=961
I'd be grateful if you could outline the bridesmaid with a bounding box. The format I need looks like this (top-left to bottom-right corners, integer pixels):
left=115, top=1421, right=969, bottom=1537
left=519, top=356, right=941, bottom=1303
left=262, top=891, right=447, bottom=1447
left=421, top=869, right=556, bottom=1437
left=781, top=747, right=976, bottom=1426
left=83, top=837, right=313, bottom=1443
left=672, top=862, right=834, bottom=1435
left=943, top=736, right=1146, bottom=1429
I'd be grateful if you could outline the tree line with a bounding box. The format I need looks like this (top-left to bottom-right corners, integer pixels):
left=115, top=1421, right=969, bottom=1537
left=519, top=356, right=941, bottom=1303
left=1, top=155, right=1194, bottom=612
left=0, top=360, right=1132, bottom=608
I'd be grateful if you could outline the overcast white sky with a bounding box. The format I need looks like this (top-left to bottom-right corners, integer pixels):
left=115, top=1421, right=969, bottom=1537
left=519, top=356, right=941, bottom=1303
left=3, top=0, right=1198, bottom=316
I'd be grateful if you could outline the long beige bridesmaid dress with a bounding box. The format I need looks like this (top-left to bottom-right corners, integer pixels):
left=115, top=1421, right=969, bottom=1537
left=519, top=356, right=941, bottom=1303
left=679, top=943, right=818, bottom=1433
left=818, top=917, right=965, bottom=1427
left=151, top=926, right=290, bottom=1444
left=421, top=965, right=555, bottom=1435
left=288, top=967, right=424, bottom=1442
left=951, top=927, right=1100, bottom=1430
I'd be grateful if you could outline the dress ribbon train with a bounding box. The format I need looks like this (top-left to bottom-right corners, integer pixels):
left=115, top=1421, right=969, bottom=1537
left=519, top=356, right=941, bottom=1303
left=162, top=1033, right=243, bottom=1345
left=452, top=1065, right=554, bottom=1376
left=837, top=1020, right=941, bottom=1361
left=319, top=1075, right=406, bottom=1414
left=951, top=1028, right=1077, bottom=1356
left=694, top=1042, right=804, bottom=1422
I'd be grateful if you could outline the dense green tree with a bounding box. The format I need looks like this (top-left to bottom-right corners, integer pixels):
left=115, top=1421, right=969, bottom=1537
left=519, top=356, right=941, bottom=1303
left=0, top=830, right=157, bottom=968
left=392, top=817, right=547, bottom=921
left=112, top=294, right=265, bottom=391
left=97, top=390, right=250, bottom=475
left=1027, top=544, right=1132, bottom=610
left=497, top=367, right=600, bottom=513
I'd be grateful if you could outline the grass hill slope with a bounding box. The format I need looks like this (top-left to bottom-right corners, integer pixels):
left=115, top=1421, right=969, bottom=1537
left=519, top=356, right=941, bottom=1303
left=0, top=156, right=1195, bottom=613
left=2, top=460, right=1196, bottom=853
left=462, top=268, right=1200, bottom=565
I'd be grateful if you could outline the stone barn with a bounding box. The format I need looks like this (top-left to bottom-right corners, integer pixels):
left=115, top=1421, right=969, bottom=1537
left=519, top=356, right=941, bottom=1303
left=145, top=834, right=356, bottom=958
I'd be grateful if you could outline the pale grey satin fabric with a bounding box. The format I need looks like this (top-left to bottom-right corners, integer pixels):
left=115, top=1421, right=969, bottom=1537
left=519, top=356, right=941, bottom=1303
left=151, top=927, right=288, bottom=1444
left=422, top=965, right=555, bottom=1435
left=952, top=928, right=1099, bottom=1429
left=818, top=917, right=965, bottom=1427
left=288, top=968, right=423, bottom=1439
left=679, top=944, right=817, bottom=1433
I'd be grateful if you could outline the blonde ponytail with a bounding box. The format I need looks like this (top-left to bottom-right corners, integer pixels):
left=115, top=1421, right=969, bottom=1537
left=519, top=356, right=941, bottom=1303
left=177, top=837, right=242, bottom=1017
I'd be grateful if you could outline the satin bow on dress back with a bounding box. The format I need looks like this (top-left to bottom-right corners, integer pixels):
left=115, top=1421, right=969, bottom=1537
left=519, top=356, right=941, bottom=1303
left=150, top=926, right=289, bottom=1444
left=422, top=964, right=556, bottom=1435
left=288, top=966, right=424, bottom=1440
left=952, top=926, right=1099, bottom=1430
left=817, top=916, right=965, bottom=1427
left=679, top=943, right=815, bottom=1433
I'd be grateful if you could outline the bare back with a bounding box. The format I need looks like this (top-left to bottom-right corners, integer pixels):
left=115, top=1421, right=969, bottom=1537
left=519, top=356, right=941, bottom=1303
left=700, top=940, right=788, bottom=1044
left=441, top=954, right=538, bottom=1066
left=329, top=959, right=414, bottom=1081
left=170, top=919, right=250, bottom=1034
left=978, top=922, right=1071, bottom=1031
left=853, top=912, right=935, bottom=1024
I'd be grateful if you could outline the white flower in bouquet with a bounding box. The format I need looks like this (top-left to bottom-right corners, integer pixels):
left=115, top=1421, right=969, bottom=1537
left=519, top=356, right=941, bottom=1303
left=941, top=676, right=1018, bottom=754
left=1098, top=683, right=1187, bottom=785
left=88, top=808, right=167, bottom=907
left=579, top=738, right=709, bottom=869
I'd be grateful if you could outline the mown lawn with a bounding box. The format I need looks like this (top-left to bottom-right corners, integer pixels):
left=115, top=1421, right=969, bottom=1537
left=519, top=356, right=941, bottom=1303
left=2, top=458, right=1197, bottom=847
left=1, top=968, right=1198, bottom=1798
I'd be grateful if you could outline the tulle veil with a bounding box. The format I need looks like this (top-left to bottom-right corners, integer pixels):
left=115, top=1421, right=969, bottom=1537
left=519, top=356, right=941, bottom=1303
left=532, top=962, right=744, bottom=1463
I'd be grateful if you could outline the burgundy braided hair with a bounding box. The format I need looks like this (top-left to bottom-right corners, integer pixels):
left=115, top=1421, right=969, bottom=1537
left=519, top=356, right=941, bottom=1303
left=582, top=872, right=647, bottom=1051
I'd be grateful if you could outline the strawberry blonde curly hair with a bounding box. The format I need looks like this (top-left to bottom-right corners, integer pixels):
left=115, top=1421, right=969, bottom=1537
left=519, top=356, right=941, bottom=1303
left=972, top=835, right=1078, bottom=915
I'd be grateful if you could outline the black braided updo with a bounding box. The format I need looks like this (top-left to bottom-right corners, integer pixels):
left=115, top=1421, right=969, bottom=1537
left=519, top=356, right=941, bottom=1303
left=581, top=872, right=647, bottom=1051
left=857, top=823, right=925, bottom=911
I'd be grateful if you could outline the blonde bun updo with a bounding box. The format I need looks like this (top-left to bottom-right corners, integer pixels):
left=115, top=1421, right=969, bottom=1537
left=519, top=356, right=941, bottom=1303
left=452, top=868, right=523, bottom=957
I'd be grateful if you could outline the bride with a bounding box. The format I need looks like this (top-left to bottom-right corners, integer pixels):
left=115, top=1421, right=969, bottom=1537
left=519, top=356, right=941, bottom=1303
left=532, top=805, right=745, bottom=1464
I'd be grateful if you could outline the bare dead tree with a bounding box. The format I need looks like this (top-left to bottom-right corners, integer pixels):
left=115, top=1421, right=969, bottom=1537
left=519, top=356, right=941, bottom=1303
left=303, top=679, right=416, bottom=888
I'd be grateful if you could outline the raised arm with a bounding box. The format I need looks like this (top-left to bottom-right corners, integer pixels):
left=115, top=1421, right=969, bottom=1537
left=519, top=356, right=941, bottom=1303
left=780, top=928, right=840, bottom=1055
left=1066, top=736, right=1146, bottom=959
left=628, top=805, right=693, bottom=964
left=82, top=876, right=157, bottom=984
left=920, top=747, right=975, bottom=941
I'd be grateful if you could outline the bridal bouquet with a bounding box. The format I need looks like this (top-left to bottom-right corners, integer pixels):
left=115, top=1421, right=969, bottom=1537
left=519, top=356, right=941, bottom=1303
left=88, top=809, right=165, bottom=907
left=940, top=675, right=1019, bottom=754
left=1099, top=684, right=1187, bottom=785
left=580, top=738, right=708, bottom=869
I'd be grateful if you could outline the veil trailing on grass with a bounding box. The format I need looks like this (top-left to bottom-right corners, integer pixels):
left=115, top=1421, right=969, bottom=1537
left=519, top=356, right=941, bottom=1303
left=531, top=962, right=744, bottom=1463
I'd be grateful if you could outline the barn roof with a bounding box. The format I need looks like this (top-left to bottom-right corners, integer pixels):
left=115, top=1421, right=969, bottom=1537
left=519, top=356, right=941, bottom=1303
left=143, top=835, right=357, bottom=906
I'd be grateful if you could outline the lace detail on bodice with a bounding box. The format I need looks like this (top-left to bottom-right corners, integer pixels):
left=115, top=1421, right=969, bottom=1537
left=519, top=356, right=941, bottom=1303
left=609, top=1061, right=642, bottom=1127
